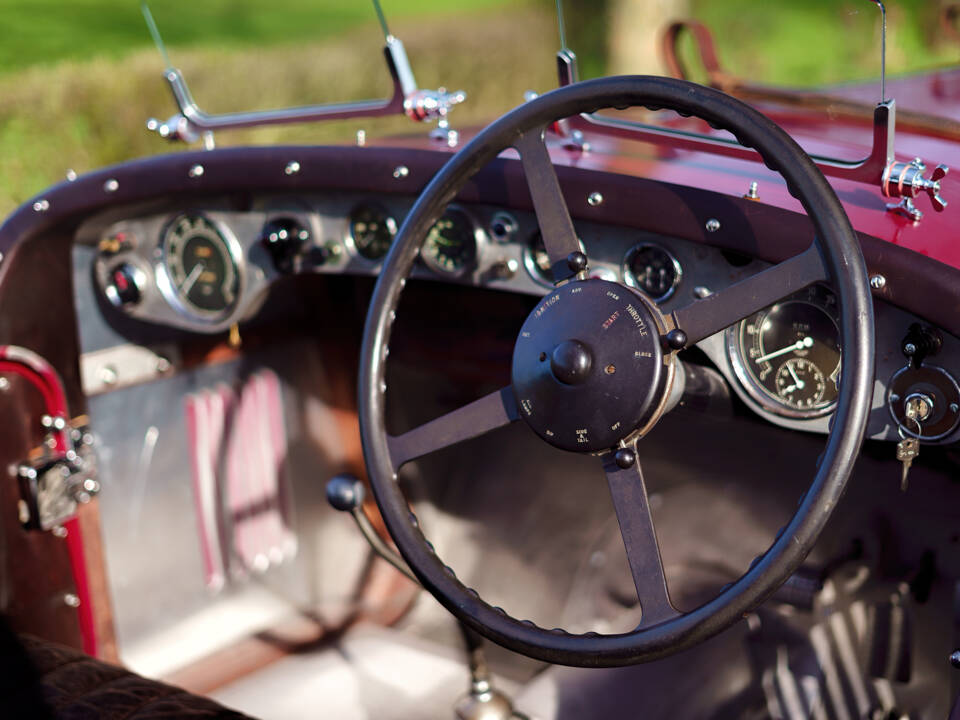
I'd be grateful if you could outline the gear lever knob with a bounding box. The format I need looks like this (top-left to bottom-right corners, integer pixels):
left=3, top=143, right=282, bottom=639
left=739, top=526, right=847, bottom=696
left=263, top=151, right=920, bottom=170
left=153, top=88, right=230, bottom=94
left=326, top=473, right=365, bottom=512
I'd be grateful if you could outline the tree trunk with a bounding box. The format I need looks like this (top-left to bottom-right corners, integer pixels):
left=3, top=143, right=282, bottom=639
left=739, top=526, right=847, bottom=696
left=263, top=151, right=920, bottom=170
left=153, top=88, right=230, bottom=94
left=608, top=0, right=690, bottom=76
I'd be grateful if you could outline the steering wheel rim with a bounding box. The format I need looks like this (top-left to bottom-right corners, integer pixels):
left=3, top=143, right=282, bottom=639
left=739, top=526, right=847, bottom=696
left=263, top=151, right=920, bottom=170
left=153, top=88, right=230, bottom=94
left=359, top=76, right=875, bottom=667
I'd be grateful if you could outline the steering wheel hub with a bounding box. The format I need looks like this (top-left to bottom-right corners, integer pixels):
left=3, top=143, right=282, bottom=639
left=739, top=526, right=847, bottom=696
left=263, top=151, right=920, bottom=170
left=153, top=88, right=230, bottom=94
left=511, top=279, right=668, bottom=452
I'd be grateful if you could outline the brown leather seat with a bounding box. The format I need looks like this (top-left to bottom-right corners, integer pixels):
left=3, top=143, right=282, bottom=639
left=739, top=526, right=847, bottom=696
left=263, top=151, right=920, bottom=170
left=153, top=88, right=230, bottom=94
left=6, top=633, right=255, bottom=719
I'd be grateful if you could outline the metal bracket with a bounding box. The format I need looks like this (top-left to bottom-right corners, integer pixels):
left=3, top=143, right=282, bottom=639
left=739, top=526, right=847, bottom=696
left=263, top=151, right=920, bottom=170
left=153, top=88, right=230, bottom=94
left=554, top=50, right=950, bottom=222
left=17, top=420, right=99, bottom=532
left=883, top=158, right=949, bottom=221
left=147, top=36, right=465, bottom=146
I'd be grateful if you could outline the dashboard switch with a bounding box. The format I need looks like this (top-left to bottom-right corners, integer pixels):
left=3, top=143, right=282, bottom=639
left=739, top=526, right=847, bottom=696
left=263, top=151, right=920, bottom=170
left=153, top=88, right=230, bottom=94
left=104, top=263, right=144, bottom=308
left=261, top=218, right=310, bottom=274
left=901, top=323, right=942, bottom=368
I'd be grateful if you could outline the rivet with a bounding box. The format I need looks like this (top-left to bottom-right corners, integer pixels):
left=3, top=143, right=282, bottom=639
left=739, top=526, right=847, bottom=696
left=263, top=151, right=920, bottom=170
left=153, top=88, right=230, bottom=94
left=446, top=129, right=459, bottom=148
left=890, top=394, right=900, bottom=403
left=284, top=161, right=301, bottom=176
left=693, top=286, right=712, bottom=299
left=188, top=164, right=204, bottom=178
left=63, top=593, right=81, bottom=608
left=99, top=365, right=118, bottom=386
left=869, top=274, right=886, bottom=290
left=356, top=130, right=366, bottom=147
left=33, top=199, right=50, bottom=212
left=83, top=478, right=99, bottom=493
left=0, top=377, right=9, bottom=391
left=705, top=218, right=721, bottom=233
left=65, top=169, right=78, bottom=182
left=393, top=165, right=409, bottom=179
left=951, top=403, right=959, bottom=414
left=604, top=364, right=616, bottom=375
left=587, top=192, right=603, bottom=206
left=52, top=525, right=68, bottom=538
left=104, top=178, right=119, bottom=193
left=745, top=181, right=759, bottom=200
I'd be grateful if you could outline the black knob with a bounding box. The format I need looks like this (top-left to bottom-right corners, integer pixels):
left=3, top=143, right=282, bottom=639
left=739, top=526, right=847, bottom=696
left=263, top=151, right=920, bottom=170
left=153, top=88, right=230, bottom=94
left=105, top=263, right=143, bottom=307
left=326, top=474, right=365, bottom=512
left=665, top=329, right=687, bottom=351
left=614, top=448, right=636, bottom=469
left=261, top=218, right=310, bottom=273
left=550, top=340, right=592, bottom=385
left=566, top=250, right=588, bottom=274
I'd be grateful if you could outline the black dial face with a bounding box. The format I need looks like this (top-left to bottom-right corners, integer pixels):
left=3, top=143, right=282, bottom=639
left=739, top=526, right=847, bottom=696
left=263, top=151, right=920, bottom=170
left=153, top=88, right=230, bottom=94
left=422, top=208, right=477, bottom=276
left=160, top=215, right=239, bottom=317
left=730, top=284, right=841, bottom=417
left=624, top=243, right=681, bottom=302
left=350, top=204, right=397, bottom=260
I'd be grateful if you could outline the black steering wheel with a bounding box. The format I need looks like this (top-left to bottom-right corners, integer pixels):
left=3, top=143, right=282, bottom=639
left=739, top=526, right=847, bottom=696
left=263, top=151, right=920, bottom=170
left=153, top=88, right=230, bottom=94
left=358, top=76, right=875, bottom=667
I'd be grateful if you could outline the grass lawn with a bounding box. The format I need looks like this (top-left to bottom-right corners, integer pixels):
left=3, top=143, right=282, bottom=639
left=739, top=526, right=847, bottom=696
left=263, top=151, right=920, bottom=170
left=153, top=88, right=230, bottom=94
left=0, top=0, right=521, bottom=74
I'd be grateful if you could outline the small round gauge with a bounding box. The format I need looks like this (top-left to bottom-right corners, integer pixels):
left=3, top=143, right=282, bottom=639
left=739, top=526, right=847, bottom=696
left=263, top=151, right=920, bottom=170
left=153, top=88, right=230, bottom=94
left=623, top=243, right=681, bottom=302
left=349, top=204, right=397, bottom=260
left=524, top=232, right=586, bottom=287
left=158, top=214, right=240, bottom=319
left=727, top=284, right=841, bottom=418
left=774, top=358, right=826, bottom=409
left=422, top=207, right=478, bottom=276
left=526, top=231, right=553, bottom=285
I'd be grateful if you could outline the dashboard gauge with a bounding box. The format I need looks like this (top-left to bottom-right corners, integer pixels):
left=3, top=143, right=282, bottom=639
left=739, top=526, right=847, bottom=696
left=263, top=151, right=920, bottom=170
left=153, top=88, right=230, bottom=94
left=623, top=243, right=681, bottom=302
left=422, top=207, right=478, bottom=276
left=349, top=204, right=397, bottom=260
left=726, top=284, right=841, bottom=418
left=158, top=214, right=240, bottom=319
left=524, top=231, right=586, bottom=287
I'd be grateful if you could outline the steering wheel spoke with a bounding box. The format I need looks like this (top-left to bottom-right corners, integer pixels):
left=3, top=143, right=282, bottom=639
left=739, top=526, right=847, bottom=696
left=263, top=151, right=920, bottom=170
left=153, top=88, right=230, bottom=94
left=387, top=386, right=519, bottom=468
left=669, top=244, right=828, bottom=347
left=514, top=127, right=583, bottom=283
left=601, top=448, right=679, bottom=628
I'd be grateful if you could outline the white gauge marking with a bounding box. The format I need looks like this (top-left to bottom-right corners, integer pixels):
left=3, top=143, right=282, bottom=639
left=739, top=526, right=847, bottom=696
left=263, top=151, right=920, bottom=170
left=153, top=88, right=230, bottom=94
left=179, top=260, right=205, bottom=296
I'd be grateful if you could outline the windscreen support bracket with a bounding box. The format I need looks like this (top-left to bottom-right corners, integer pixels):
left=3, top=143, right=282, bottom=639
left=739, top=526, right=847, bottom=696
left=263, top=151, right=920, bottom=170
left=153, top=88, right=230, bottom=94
left=554, top=49, right=897, bottom=189
left=554, top=41, right=950, bottom=222
left=146, top=35, right=465, bottom=148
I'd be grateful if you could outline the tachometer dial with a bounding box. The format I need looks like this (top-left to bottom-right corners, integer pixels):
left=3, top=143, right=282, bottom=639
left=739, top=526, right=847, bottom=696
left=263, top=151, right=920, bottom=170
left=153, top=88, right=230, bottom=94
left=158, top=214, right=240, bottom=319
left=623, top=243, right=681, bottom=302
left=727, top=284, right=841, bottom=418
left=422, top=208, right=478, bottom=276
left=349, top=204, right=397, bottom=260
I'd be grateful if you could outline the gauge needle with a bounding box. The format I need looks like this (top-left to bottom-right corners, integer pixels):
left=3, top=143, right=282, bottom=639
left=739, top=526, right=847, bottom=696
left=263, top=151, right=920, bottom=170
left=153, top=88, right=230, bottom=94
left=754, top=336, right=813, bottom=364
left=180, top=261, right=205, bottom=295
left=786, top=361, right=805, bottom=390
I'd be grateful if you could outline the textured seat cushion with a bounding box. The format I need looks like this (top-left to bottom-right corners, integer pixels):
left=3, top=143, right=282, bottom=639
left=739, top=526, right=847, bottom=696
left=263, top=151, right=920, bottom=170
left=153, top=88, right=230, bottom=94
left=6, top=632, right=254, bottom=719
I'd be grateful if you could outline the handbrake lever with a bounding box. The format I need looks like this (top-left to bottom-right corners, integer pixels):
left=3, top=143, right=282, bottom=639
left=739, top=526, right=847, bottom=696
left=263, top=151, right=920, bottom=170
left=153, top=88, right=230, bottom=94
left=325, top=473, right=527, bottom=720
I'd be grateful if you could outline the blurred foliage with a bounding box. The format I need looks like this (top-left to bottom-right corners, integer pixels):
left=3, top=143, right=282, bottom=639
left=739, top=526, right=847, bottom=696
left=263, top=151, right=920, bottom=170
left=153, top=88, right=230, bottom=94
left=0, top=0, right=521, bottom=74
left=0, top=8, right=557, bottom=216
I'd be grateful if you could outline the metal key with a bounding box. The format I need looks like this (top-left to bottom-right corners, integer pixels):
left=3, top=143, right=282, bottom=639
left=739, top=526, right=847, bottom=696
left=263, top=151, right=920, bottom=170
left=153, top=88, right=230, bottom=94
left=896, top=436, right=919, bottom=491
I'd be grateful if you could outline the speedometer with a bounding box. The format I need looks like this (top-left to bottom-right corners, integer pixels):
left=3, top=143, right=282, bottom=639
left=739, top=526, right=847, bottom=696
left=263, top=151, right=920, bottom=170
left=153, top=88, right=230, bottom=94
left=157, top=214, right=240, bottom=320
left=726, top=284, right=841, bottom=418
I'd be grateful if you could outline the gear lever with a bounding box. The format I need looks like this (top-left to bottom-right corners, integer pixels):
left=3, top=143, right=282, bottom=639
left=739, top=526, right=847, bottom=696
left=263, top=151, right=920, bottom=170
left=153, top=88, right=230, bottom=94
left=326, top=474, right=527, bottom=720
